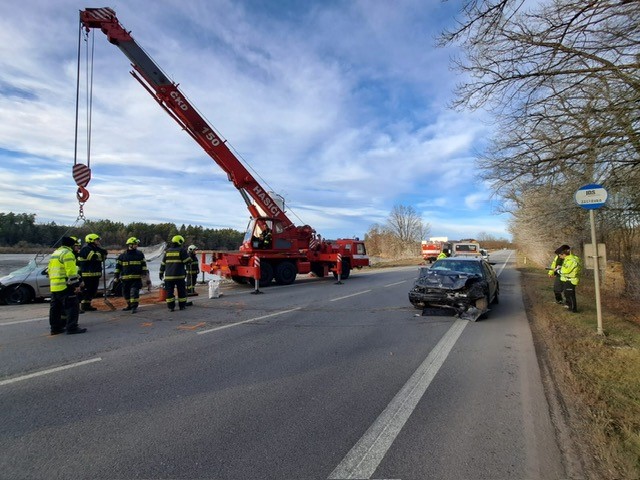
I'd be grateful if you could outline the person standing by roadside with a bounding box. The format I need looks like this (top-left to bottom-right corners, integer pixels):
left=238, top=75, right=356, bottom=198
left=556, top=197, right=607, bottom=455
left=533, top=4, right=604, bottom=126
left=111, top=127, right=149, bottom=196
left=48, top=236, right=86, bottom=335
left=549, top=244, right=570, bottom=304
left=114, top=237, right=150, bottom=314
left=159, top=235, right=191, bottom=311
left=78, top=233, right=108, bottom=312
left=186, top=245, right=200, bottom=296
left=559, top=246, right=582, bottom=313
left=437, top=248, right=450, bottom=260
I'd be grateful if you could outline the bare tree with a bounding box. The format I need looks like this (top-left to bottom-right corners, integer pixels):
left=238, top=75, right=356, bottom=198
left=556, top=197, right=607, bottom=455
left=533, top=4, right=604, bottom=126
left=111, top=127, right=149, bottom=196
left=364, top=205, right=430, bottom=258
left=386, top=205, right=429, bottom=243
left=440, top=0, right=640, bottom=266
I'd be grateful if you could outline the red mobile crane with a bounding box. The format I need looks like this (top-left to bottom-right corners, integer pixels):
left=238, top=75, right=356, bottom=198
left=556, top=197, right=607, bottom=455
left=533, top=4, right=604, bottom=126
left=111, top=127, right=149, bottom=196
left=79, top=8, right=369, bottom=287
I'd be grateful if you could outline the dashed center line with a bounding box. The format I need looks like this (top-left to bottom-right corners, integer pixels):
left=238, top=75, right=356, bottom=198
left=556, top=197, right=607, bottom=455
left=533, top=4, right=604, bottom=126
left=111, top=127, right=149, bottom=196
left=330, top=290, right=372, bottom=302
left=0, top=357, right=102, bottom=387
left=197, top=307, right=302, bottom=335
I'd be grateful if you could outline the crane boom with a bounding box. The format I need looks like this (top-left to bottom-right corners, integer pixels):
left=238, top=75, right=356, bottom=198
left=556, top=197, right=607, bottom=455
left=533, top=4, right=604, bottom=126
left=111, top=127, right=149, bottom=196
left=80, top=7, right=291, bottom=228
left=78, top=7, right=369, bottom=288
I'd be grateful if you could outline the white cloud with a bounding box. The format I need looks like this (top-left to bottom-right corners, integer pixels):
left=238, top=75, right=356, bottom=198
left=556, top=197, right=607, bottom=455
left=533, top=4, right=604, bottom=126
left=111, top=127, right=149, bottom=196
left=0, top=0, right=510, bottom=242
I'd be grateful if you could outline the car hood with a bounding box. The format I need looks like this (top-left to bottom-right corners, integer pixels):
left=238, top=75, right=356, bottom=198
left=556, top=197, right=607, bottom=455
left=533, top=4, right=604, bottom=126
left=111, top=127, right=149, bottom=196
left=414, top=270, right=482, bottom=290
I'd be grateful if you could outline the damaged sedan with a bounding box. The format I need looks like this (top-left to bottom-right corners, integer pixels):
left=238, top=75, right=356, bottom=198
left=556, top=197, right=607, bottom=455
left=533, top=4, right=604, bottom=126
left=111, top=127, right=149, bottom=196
left=408, top=256, right=499, bottom=321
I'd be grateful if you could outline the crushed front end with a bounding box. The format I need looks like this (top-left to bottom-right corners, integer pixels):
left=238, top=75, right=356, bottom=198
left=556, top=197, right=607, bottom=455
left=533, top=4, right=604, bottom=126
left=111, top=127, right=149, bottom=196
left=408, top=268, right=488, bottom=321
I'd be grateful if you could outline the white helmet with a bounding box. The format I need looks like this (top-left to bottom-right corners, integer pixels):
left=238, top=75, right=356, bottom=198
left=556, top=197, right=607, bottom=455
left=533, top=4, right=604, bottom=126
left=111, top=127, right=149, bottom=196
left=187, top=244, right=197, bottom=253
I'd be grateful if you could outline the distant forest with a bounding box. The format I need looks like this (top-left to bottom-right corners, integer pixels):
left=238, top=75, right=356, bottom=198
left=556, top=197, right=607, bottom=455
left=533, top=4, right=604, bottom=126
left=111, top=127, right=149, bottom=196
left=0, top=212, right=244, bottom=251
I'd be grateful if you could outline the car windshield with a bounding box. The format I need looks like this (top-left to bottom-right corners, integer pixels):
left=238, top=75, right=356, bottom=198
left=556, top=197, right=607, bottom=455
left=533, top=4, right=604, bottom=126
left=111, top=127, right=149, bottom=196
left=7, top=259, right=42, bottom=277
left=431, top=260, right=482, bottom=275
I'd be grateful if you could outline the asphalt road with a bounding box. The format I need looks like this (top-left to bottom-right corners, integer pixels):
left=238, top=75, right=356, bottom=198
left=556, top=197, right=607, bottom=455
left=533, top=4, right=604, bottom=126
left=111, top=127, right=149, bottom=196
left=0, top=250, right=565, bottom=479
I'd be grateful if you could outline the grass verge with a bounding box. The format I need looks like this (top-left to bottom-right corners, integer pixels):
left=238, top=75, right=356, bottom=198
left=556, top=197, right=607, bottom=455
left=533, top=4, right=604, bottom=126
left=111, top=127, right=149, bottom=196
left=519, top=260, right=640, bottom=479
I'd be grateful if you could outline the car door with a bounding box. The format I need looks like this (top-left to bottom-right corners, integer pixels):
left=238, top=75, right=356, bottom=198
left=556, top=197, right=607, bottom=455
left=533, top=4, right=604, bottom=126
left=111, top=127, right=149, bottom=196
left=481, top=261, right=498, bottom=300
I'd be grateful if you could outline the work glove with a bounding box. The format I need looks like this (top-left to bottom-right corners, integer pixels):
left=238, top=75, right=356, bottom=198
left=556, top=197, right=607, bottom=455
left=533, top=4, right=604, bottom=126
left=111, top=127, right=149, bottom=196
left=159, top=272, right=164, bottom=281
left=555, top=267, right=561, bottom=275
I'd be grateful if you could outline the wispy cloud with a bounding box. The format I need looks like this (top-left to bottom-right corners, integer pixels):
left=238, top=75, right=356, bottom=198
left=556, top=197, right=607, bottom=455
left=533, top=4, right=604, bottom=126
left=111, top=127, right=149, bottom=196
left=0, top=0, right=510, bottom=241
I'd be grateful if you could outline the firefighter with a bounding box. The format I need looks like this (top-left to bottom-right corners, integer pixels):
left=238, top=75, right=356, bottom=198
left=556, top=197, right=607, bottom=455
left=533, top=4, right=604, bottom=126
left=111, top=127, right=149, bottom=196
left=48, top=236, right=86, bottom=335
left=77, top=233, right=108, bottom=312
left=159, top=235, right=191, bottom=311
left=549, top=244, right=570, bottom=304
left=186, top=244, right=200, bottom=296
left=70, top=236, right=82, bottom=257
left=558, top=246, right=582, bottom=313
left=260, top=226, right=272, bottom=249
left=114, top=237, right=150, bottom=313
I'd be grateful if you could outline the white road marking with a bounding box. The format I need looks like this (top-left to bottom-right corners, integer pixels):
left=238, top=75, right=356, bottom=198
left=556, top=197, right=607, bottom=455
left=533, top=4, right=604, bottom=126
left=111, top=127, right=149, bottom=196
left=0, top=357, right=102, bottom=387
left=383, top=281, right=406, bottom=287
left=197, top=307, right=302, bottom=335
left=0, top=317, right=48, bottom=326
left=330, top=290, right=372, bottom=302
left=495, top=251, right=513, bottom=277
left=329, top=319, right=468, bottom=480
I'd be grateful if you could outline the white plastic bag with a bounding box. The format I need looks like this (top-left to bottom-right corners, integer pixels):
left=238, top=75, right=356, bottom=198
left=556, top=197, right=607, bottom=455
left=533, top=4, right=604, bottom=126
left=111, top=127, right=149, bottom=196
left=208, top=275, right=222, bottom=299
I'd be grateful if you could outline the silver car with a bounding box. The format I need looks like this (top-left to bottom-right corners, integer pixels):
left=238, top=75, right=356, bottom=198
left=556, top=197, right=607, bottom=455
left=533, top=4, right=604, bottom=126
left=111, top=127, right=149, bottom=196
left=0, top=256, right=117, bottom=305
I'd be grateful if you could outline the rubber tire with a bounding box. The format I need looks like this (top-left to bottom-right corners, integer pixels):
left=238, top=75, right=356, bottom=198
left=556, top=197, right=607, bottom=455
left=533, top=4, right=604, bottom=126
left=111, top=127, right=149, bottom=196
left=311, top=263, right=325, bottom=278
left=3, top=285, right=35, bottom=305
left=476, top=294, right=490, bottom=320
left=274, top=261, right=297, bottom=285
left=249, top=262, right=274, bottom=288
left=491, top=283, right=500, bottom=304
left=333, top=260, right=351, bottom=280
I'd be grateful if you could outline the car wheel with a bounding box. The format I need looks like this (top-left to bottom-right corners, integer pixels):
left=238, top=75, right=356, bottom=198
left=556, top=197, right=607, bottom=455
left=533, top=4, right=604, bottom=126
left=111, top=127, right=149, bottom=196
left=3, top=285, right=35, bottom=305
left=491, top=288, right=499, bottom=304
left=475, top=294, right=490, bottom=320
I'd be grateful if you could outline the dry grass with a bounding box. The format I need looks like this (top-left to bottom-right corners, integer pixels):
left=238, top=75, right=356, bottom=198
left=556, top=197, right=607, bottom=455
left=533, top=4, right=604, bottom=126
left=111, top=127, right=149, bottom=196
left=519, top=256, right=640, bottom=479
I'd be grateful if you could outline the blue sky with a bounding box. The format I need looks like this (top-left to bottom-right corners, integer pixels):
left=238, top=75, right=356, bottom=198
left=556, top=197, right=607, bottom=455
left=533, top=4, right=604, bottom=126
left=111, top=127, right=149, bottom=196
left=0, top=0, right=510, bottom=242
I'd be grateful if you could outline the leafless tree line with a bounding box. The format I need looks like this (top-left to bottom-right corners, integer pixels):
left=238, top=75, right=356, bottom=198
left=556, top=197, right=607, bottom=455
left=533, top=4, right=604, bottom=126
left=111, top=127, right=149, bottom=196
left=365, top=205, right=429, bottom=258
left=440, top=0, right=640, bottom=294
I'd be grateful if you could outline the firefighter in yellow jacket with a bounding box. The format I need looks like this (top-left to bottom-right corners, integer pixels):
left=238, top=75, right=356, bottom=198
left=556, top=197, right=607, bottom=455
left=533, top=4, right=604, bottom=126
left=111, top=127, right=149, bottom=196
left=48, top=236, right=87, bottom=335
left=558, top=246, right=581, bottom=313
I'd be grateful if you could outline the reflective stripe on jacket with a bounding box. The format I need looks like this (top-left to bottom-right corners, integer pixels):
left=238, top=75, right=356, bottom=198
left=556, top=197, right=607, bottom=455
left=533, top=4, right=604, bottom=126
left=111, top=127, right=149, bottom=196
left=115, top=249, right=149, bottom=281
left=560, top=254, right=581, bottom=285
left=77, top=244, right=108, bottom=277
left=48, top=246, right=80, bottom=292
left=160, top=246, right=191, bottom=280
left=187, top=253, right=200, bottom=276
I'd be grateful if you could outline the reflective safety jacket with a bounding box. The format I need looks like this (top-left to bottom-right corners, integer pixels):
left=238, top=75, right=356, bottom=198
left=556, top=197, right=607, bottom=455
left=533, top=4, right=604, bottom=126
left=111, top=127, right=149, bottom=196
left=549, top=255, right=564, bottom=277
left=115, top=248, right=149, bottom=281
left=560, top=253, right=581, bottom=285
left=77, top=243, right=108, bottom=278
left=437, top=252, right=447, bottom=260
left=48, top=246, right=80, bottom=292
left=160, top=245, right=191, bottom=280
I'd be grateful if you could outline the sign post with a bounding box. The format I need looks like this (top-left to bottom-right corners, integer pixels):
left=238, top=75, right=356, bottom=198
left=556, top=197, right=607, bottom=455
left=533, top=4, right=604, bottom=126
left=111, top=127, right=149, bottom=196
left=575, top=184, right=608, bottom=335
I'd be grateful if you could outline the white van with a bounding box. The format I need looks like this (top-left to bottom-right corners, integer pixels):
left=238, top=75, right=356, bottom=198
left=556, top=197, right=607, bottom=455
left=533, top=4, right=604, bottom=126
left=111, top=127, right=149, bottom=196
left=452, top=242, right=481, bottom=257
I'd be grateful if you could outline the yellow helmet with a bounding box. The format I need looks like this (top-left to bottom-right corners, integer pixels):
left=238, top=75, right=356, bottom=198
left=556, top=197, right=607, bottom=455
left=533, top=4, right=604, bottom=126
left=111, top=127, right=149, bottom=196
left=187, top=244, right=197, bottom=253
left=85, top=233, right=100, bottom=243
left=126, top=237, right=140, bottom=245
left=171, top=235, right=185, bottom=245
